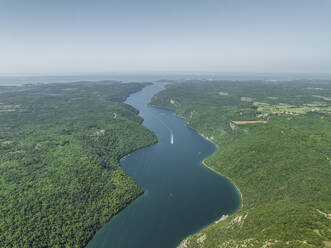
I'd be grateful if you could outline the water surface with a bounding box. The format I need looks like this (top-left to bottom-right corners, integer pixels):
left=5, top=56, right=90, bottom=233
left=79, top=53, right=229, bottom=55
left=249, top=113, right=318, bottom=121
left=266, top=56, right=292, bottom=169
left=87, top=83, right=240, bottom=248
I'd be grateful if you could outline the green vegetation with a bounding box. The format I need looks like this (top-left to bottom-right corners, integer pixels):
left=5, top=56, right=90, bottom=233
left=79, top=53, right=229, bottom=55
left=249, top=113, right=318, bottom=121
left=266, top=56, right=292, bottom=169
left=0, top=81, right=157, bottom=247
left=151, top=80, right=331, bottom=248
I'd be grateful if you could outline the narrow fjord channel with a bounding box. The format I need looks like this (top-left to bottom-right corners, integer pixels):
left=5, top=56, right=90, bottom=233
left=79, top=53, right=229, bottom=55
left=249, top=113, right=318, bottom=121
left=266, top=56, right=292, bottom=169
left=87, top=83, right=240, bottom=248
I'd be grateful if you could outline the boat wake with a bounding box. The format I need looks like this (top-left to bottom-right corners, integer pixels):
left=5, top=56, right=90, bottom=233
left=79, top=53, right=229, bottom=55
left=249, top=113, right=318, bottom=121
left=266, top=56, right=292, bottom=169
left=153, top=115, right=174, bottom=144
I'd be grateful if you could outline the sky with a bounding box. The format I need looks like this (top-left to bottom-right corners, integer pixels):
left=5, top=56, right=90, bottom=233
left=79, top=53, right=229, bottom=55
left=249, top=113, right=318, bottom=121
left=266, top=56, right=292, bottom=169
left=0, top=0, right=330, bottom=75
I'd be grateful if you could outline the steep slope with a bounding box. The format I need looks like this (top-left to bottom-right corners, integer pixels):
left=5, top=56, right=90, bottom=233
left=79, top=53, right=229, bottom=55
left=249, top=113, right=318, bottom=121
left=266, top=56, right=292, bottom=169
left=151, top=80, right=331, bottom=248
left=0, top=82, right=157, bottom=247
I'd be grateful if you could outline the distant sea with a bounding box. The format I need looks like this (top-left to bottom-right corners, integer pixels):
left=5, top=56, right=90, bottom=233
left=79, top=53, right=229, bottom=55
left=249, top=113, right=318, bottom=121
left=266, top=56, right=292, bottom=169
left=0, top=73, right=330, bottom=86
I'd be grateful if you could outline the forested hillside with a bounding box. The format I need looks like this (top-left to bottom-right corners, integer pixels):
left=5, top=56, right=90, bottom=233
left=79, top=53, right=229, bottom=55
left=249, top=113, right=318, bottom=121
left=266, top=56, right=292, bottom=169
left=151, top=80, right=331, bottom=248
left=0, top=81, right=157, bottom=247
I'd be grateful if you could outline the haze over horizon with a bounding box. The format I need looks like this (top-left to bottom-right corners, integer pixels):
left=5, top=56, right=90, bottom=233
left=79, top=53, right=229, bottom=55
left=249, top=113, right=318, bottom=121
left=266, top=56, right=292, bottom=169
left=1, top=0, right=330, bottom=75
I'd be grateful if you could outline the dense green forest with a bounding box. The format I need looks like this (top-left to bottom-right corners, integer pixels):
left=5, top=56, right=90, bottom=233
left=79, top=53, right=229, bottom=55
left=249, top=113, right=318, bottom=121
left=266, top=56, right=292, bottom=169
left=151, top=80, right=331, bottom=248
left=0, top=81, right=157, bottom=247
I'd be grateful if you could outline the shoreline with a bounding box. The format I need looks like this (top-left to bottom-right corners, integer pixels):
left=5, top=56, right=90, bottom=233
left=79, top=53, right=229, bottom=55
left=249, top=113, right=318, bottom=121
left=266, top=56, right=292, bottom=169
left=177, top=130, right=244, bottom=248
left=149, top=101, right=244, bottom=246
left=202, top=159, right=243, bottom=208
left=87, top=86, right=159, bottom=247
left=176, top=129, right=244, bottom=248
left=92, top=84, right=240, bottom=247
left=149, top=102, right=244, bottom=209
left=197, top=133, right=243, bottom=209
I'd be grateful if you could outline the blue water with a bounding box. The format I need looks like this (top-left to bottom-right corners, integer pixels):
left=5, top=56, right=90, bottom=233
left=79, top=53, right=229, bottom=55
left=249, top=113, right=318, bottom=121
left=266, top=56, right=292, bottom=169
left=87, top=83, right=241, bottom=248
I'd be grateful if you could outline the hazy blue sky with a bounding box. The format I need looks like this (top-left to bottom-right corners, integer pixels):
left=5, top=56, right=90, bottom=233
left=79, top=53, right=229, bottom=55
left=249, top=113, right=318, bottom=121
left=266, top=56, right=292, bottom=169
left=1, top=0, right=330, bottom=75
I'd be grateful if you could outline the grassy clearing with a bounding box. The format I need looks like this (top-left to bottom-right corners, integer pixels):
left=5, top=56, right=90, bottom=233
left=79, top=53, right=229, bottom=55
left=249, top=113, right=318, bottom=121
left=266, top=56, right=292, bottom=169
left=313, top=95, right=331, bottom=101
left=232, top=120, right=267, bottom=125
left=240, top=97, right=254, bottom=102
left=219, top=91, right=229, bottom=96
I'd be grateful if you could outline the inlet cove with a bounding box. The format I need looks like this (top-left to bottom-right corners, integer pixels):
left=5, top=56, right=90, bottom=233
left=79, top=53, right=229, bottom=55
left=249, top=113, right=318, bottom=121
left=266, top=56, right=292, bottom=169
left=87, top=84, right=240, bottom=248
left=1, top=80, right=330, bottom=248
